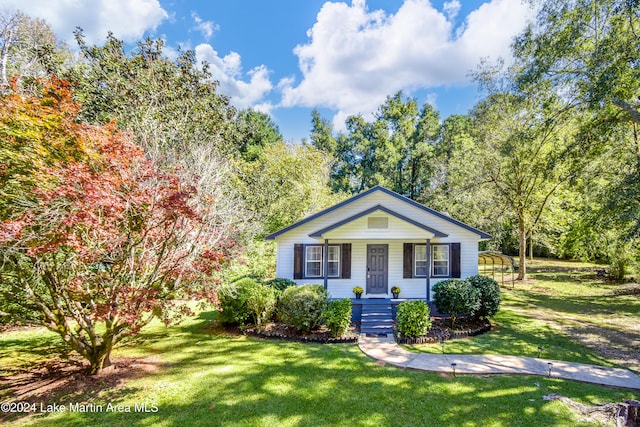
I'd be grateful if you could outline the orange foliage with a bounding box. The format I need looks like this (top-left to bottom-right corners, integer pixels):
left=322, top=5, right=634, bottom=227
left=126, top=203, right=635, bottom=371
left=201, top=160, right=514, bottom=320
left=0, top=76, right=238, bottom=373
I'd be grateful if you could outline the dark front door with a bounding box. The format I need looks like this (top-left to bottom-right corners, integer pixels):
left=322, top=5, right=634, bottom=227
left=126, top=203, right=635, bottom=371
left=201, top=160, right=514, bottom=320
left=366, top=244, right=388, bottom=294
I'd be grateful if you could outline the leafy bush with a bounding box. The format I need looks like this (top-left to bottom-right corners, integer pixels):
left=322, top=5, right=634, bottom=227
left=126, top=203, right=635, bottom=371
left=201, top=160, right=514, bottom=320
left=264, top=278, right=297, bottom=292
left=217, top=282, right=251, bottom=325
left=231, top=274, right=263, bottom=283
left=217, top=278, right=276, bottom=327
left=467, top=275, right=501, bottom=320
left=607, top=239, right=638, bottom=281
left=278, top=284, right=328, bottom=332
left=246, top=284, right=277, bottom=328
left=324, top=299, right=352, bottom=337
left=432, top=279, right=480, bottom=327
left=396, top=301, right=431, bottom=338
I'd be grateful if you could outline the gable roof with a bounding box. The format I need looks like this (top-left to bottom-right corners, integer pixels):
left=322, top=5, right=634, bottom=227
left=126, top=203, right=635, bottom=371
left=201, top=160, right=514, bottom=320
left=309, top=204, right=448, bottom=238
left=265, top=185, right=492, bottom=240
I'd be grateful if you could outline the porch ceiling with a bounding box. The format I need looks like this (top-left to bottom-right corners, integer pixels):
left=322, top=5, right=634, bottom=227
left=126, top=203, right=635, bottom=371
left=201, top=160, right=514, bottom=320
left=308, top=204, right=448, bottom=240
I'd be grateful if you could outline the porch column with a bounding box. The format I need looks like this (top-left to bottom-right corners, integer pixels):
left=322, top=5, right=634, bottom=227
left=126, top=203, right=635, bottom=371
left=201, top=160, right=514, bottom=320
left=426, top=238, right=431, bottom=301
left=323, top=239, right=329, bottom=290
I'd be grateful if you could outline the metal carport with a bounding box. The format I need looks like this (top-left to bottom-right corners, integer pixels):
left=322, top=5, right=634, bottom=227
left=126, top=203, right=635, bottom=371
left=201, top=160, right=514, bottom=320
left=478, top=251, right=517, bottom=288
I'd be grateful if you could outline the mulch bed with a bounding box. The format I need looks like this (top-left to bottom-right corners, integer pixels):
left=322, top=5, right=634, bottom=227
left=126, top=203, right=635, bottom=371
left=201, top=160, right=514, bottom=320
left=396, top=317, right=492, bottom=345
left=0, top=355, right=163, bottom=423
left=227, top=322, right=360, bottom=344
left=224, top=316, right=492, bottom=346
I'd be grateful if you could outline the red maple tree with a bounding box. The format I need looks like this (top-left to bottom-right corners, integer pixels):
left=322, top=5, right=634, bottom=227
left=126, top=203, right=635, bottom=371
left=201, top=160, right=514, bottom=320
left=0, top=77, right=238, bottom=373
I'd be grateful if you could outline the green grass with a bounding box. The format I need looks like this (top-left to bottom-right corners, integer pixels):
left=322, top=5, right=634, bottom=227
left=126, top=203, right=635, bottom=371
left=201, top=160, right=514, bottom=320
left=406, top=258, right=640, bottom=372
left=1, top=312, right=636, bottom=427
left=0, top=328, right=67, bottom=378
left=404, top=307, right=614, bottom=367
left=1, top=258, right=639, bottom=426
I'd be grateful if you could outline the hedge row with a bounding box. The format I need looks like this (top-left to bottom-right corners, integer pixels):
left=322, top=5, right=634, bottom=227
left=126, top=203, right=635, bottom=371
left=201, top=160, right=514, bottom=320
left=217, top=279, right=353, bottom=337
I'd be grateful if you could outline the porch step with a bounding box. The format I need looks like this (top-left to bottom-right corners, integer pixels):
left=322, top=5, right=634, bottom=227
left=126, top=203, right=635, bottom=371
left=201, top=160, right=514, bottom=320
left=361, top=303, right=393, bottom=335
left=361, top=313, right=391, bottom=320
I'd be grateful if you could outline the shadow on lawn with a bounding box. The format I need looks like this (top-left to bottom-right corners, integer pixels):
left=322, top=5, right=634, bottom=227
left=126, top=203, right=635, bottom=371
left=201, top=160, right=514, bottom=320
left=12, top=311, right=635, bottom=427
left=514, top=289, right=640, bottom=318
left=507, top=290, right=640, bottom=372
left=408, top=308, right=614, bottom=368
left=0, top=333, right=68, bottom=370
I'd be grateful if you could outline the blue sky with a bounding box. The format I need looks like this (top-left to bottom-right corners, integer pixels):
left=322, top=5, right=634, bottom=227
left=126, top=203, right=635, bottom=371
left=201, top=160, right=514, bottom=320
left=5, top=0, right=534, bottom=142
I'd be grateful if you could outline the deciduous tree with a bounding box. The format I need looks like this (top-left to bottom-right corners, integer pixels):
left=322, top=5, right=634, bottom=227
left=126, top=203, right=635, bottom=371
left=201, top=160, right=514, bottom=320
left=470, top=75, right=583, bottom=279
left=0, top=78, right=238, bottom=374
left=228, top=108, right=282, bottom=162
left=312, top=92, right=438, bottom=197
left=0, top=10, right=65, bottom=86
left=235, top=141, right=342, bottom=236
left=516, top=0, right=640, bottom=124
left=514, top=0, right=640, bottom=274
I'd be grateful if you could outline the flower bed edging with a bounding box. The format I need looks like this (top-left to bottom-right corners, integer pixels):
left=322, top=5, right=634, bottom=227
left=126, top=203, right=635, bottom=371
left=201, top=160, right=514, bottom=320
left=396, top=321, right=491, bottom=345
left=244, top=328, right=358, bottom=344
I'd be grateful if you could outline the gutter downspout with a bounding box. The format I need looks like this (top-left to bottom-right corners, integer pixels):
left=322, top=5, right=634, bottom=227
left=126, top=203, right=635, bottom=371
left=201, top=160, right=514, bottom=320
left=323, top=239, right=329, bottom=290
left=426, top=238, right=431, bottom=301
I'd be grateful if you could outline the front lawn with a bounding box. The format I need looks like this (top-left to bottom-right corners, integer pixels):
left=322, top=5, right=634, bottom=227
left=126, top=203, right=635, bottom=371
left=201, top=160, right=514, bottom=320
left=1, top=258, right=638, bottom=426
left=0, top=315, right=635, bottom=426
left=405, top=258, right=640, bottom=373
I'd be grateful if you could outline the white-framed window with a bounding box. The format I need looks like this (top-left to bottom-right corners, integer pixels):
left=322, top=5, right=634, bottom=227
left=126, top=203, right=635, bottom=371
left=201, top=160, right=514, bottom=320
left=432, top=244, right=449, bottom=276
left=305, top=245, right=341, bottom=278
left=413, top=244, right=450, bottom=277
left=327, top=245, right=340, bottom=277
left=305, top=246, right=322, bottom=277
left=415, top=244, right=428, bottom=277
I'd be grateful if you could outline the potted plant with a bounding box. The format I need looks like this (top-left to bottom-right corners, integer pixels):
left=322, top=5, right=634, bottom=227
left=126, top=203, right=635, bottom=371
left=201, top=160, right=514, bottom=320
left=391, top=286, right=401, bottom=299
left=353, top=286, right=364, bottom=299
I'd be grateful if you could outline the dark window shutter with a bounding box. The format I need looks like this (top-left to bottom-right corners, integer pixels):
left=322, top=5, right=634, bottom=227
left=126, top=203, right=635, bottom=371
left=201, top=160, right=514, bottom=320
left=451, top=243, right=461, bottom=278
left=403, top=243, right=414, bottom=278
left=293, top=244, right=303, bottom=279
left=341, top=243, right=351, bottom=279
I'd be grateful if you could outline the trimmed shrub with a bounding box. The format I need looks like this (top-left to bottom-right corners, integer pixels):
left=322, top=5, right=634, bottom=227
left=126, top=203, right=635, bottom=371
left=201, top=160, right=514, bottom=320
left=396, top=301, right=431, bottom=338
left=217, top=278, right=276, bottom=327
left=467, top=275, right=501, bottom=320
left=278, top=284, right=328, bottom=333
left=432, top=279, right=480, bottom=327
left=246, top=284, right=277, bottom=328
left=264, top=278, right=297, bottom=292
left=324, top=299, right=352, bottom=337
left=217, top=281, right=252, bottom=325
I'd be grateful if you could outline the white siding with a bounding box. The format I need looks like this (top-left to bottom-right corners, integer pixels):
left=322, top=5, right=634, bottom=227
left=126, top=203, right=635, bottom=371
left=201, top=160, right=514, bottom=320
left=273, top=189, right=482, bottom=300
left=321, top=213, right=438, bottom=240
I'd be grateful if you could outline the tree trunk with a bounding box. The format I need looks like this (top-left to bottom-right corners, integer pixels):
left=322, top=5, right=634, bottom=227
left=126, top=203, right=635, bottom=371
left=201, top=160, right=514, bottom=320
left=518, top=217, right=527, bottom=280
left=529, top=234, right=534, bottom=261
left=1, top=27, right=13, bottom=85
left=88, top=345, right=113, bottom=375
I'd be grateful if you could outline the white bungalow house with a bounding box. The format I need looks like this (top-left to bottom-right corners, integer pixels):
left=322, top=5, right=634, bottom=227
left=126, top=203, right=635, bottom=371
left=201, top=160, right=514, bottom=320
left=265, top=186, right=491, bottom=301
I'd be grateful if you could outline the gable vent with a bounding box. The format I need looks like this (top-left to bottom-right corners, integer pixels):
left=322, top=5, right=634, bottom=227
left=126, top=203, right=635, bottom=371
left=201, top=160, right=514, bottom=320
left=368, top=216, right=389, bottom=229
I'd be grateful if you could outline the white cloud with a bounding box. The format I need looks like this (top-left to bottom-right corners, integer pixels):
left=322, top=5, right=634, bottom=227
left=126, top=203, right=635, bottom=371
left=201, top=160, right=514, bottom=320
left=191, top=12, right=217, bottom=40
left=443, top=0, right=461, bottom=20
left=3, top=0, right=168, bottom=44
left=252, top=102, right=274, bottom=115
left=195, top=44, right=273, bottom=109
left=425, top=92, right=438, bottom=109
left=281, top=0, right=533, bottom=131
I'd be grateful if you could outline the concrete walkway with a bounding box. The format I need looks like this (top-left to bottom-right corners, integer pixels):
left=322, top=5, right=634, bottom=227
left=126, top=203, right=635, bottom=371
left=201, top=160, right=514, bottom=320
left=359, top=334, right=640, bottom=390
